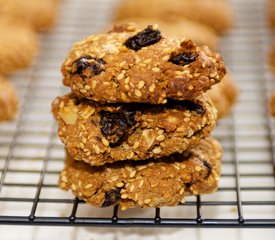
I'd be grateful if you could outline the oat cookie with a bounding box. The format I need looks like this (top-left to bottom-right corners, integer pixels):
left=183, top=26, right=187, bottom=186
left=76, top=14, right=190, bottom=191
left=114, top=18, right=219, bottom=50
left=270, top=92, right=275, bottom=117
left=62, top=24, right=226, bottom=104
left=270, top=43, right=275, bottom=73
left=0, top=75, right=18, bottom=122
left=207, top=74, right=238, bottom=119
left=59, top=138, right=222, bottom=210
left=52, top=93, right=217, bottom=166
left=0, top=18, right=39, bottom=75
left=0, top=0, right=60, bottom=31
left=269, top=0, right=275, bottom=28
left=114, top=0, right=234, bottom=34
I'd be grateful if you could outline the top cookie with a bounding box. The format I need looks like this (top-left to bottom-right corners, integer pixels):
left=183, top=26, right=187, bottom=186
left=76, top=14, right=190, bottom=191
left=62, top=24, right=226, bottom=104
left=114, top=0, right=234, bottom=34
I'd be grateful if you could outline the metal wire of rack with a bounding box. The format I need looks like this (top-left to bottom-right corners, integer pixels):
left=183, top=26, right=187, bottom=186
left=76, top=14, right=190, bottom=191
left=0, top=0, right=275, bottom=228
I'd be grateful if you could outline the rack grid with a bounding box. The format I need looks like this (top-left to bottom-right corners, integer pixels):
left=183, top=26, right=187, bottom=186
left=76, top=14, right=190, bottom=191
left=0, top=0, right=275, bottom=228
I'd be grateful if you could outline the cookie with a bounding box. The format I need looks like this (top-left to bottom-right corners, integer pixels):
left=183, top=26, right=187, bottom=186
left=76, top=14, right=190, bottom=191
left=0, top=0, right=60, bottom=31
left=270, top=43, right=275, bottom=73
left=269, top=0, right=275, bottom=28
left=114, top=0, right=234, bottom=34
left=0, top=75, right=18, bottom=122
left=0, top=18, right=39, bottom=75
left=113, top=18, right=219, bottom=50
left=270, top=92, right=275, bottom=117
left=59, top=138, right=222, bottom=210
left=62, top=24, right=226, bottom=104
left=52, top=93, right=217, bottom=166
left=207, top=74, right=238, bottom=119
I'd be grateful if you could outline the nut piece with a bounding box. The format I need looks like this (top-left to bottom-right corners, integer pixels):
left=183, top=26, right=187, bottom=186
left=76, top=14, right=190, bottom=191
left=141, top=129, right=156, bottom=150
left=59, top=106, right=78, bottom=125
left=80, top=105, right=95, bottom=119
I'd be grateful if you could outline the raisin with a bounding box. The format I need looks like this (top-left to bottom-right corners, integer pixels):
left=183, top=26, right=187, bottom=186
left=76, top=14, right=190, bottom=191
left=71, top=56, right=105, bottom=78
left=100, top=109, right=136, bottom=147
left=169, top=52, right=199, bottom=66
left=124, top=25, right=162, bottom=51
left=185, top=183, right=192, bottom=189
left=102, top=188, right=121, bottom=207
left=181, top=100, right=205, bottom=115
left=202, top=160, right=212, bottom=178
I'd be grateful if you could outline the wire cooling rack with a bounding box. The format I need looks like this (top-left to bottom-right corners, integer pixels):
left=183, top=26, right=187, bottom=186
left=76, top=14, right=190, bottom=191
left=0, top=0, right=275, bottom=228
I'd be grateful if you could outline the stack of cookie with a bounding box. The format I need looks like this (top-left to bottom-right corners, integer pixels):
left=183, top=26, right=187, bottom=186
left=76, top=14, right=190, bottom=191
left=52, top=24, right=226, bottom=210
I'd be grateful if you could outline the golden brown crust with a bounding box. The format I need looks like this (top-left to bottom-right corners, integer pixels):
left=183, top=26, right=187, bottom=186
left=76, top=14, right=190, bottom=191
left=113, top=18, right=219, bottom=50
left=62, top=24, right=226, bottom=104
left=0, top=18, right=39, bottom=75
left=0, top=0, right=60, bottom=31
left=207, top=74, right=239, bottom=119
left=0, top=75, right=18, bottom=122
left=59, top=138, right=222, bottom=210
left=114, top=0, right=234, bottom=34
left=52, top=93, right=217, bottom=166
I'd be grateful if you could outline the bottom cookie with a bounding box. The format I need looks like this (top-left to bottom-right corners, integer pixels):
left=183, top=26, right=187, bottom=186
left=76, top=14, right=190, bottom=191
left=0, top=76, right=18, bottom=122
left=59, top=138, right=222, bottom=210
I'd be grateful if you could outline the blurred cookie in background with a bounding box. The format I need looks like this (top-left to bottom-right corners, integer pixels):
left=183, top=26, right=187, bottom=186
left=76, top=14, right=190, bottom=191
left=270, top=43, right=275, bottom=73
left=0, top=0, right=60, bottom=31
left=113, top=18, right=219, bottom=49
left=207, top=74, right=239, bottom=119
left=270, top=92, right=275, bottom=117
left=0, top=75, right=18, bottom=122
left=0, top=18, right=39, bottom=75
left=269, top=0, right=275, bottom=28
left=114, top=0, right=234, bottom=34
